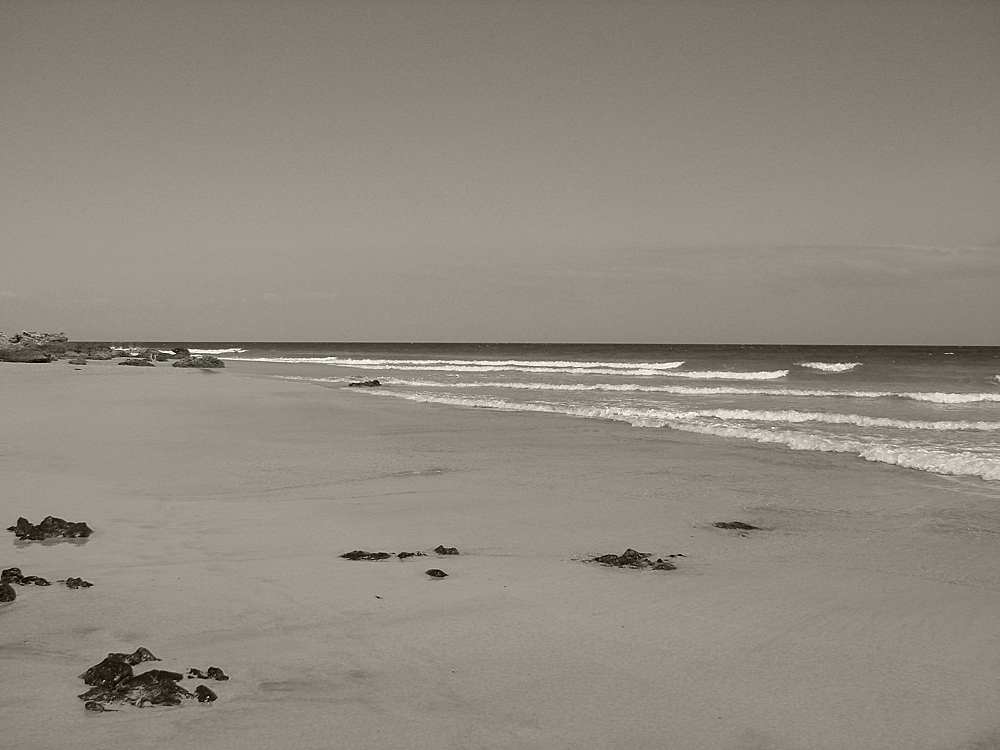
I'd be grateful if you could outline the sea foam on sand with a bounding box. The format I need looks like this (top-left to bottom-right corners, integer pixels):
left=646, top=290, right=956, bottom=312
left=2, top=360, right=1000, bottom=750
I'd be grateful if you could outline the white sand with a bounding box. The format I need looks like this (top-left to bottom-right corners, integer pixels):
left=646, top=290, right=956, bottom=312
left=2, top=360, right=999, bottom=749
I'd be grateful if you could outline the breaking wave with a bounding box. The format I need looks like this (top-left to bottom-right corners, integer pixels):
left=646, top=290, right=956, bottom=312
left=237, top=356, right=684, bottom=376
left=190, top=348, right=247, bottom=355
left=243, top=356, right=787, bottom=380
left=356, top=390, right=1000, bottom=480
left=797, top=361, right=861, bottom=372
left=284, top=375, right=1000, bottom=404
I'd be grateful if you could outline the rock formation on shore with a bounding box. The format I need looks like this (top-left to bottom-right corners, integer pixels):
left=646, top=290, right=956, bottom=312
left=0, top=332, right=120, bottom=362
left=172, top=355, right=225, bottom=368
left=0, top=331, right=68, bottom=362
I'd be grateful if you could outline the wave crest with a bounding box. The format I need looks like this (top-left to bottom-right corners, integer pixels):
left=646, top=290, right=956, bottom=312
left=797, top=361, right=861, bottom=372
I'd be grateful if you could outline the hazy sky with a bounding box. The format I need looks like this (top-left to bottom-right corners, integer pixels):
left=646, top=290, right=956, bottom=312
left=2, top=0, right=998, bottom=343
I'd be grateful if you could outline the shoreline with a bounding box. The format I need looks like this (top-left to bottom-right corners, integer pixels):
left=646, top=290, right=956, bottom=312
left=2, top=360, right=999, bottom=749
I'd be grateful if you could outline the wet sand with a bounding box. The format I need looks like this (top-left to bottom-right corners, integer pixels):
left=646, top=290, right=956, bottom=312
left=2, top=359, right=999, bottom=749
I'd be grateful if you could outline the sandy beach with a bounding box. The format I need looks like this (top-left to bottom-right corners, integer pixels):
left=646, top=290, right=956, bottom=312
left=2, top=359, right=999, bottom=750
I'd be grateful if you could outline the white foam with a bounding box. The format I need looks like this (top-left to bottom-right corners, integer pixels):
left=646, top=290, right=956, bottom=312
left=797, top=362, right=861, bottom=372
left=356, top=390, right=1000, bottom=481
left=337, top=377, right=1000, bottom=404
left=239, top=356, right=684, bottom=371
left=190, top=347, right=247, bottom=355
left=241, top=356, right=790, bottom=380
left=669, top=408, right=1000, bottom=431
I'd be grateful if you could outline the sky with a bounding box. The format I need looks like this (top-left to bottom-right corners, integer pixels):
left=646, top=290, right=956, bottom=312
left=1, top=0, right=998, bottom=344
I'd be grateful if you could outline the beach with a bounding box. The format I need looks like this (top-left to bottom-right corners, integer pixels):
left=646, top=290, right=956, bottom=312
left=2, top=359, right=1000, bottom=750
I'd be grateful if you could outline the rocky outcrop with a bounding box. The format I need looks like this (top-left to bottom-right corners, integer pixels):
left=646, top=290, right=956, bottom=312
left=434, top=545, right=459, bottom=555
left=348, top=379, right=381, bottom=387
left=0, top=331, right=68, bottom=362
left=7, top=516, right=93, bottom=540
left=119, top=358, right=155, bottom=367
left=712, top=521, right=761, bottom=531
left=172, top=356, right=225, bottom=369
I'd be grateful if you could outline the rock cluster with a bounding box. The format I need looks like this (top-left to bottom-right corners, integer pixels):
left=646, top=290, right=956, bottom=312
left=348, top=379, right=381, bottom=387
left=342, top=545, right=460, bottom=561
left=118, top=358, right=155, bottom=367
left=7, top=516, right=93, bottom=541
left=587, top=548, right=680, bottom=571
left=78, top=649, right=229, bottom=709
left=0, top=568, right=94, bottom=603
left=2, top=567, right=51, bottom=587
left=172, top=355, right=225, bottom=368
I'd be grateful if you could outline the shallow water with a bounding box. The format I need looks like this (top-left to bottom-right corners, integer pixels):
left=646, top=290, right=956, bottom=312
left=134, top=342, right=1000, bottom=487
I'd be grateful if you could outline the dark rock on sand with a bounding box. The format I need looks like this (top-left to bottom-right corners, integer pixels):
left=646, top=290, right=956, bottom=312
left=68, top=358, right=88, bottom=365
left=0, top=581, right=15, bottom=602
left=171, top=347, right=191, bottom=358
left=80, top=673, right=195, bottom=707
left=187, top=667, right=229, bottom=681
left=119, top=357, right=155, bottom=367
left=172, top=355, right=225, bottom=368
left=195, top=685, right=218, bottom=702
left=397, top=551, right=426, bottom=559
left=348, top=379, right=381, bottom=387
left=712, top=521, right=761, bottom=531
left=79, top=649, right=201, bottom=708
left=434, top=545, right=459, bottom=555
left=79, top=648, right=162, bottom=689
left=2, top=568, right=51, bottom=586
left=80, top=657, right=134, bottom=689
left=588, top=548, right=678, bottom=570
left=425, top=569, right=448, bottom=578
left=84, top=701, right=117, bottom=712
left=340, top=550, right=392, bottom=561
left=8, top=516, right=93, bottom=541
left=61, top=577, right=94, bottom=589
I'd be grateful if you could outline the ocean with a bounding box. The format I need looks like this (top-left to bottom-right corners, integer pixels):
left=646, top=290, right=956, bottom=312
left=153, top=343, right=1000, bottom=485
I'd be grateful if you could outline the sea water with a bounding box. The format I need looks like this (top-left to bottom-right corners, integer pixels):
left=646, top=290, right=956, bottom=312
left=172, top=343, right=1000, bottom=485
